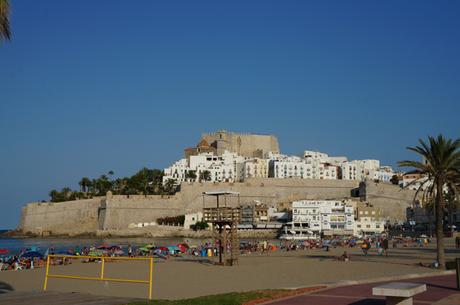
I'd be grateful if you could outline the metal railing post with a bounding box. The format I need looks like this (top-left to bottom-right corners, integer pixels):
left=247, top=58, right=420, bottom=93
left=43, top=255, right=51, bottom=291
left=456, top=258, right=460, bottom=291
left=149, top=257, right=153, bottom=300
left=100, top=257, right=105, bottom=279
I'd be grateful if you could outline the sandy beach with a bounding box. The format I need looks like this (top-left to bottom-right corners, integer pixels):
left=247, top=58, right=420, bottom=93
left=1, top=238, right=457, bottom=300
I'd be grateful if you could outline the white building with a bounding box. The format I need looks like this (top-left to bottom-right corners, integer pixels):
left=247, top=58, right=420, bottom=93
left=239, top=158, right=269, bottom=180
left=268, top=153, right=338, bottom=180
left=163, top=158, right=189, bottom=184
left=164, top=148, right=392, bottom=185
left=303, top=150, right=329, bottom=160
left=340, top=161, right=360, bottom=180
left=402, top=171, right=429, bottom=191
left=163, top=151, right=244, bottom=185
left=354, top=217, right=386, bottom=236
left=290, top=200, right=355, bottom=236
left=368, top=168, right=394, bottom=183
left=341, top=160, right=393, bottom=182
left=353, top=204, right=386, bottom=236
left=184, top=212, right=203, bottom=229
left=303, top=150, right=347, bottom=165
left=271, top=159, right=308, bottom=179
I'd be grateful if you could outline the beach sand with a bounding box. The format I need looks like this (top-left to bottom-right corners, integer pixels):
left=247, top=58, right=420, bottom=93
left=0, top=239, right=456, bottom=300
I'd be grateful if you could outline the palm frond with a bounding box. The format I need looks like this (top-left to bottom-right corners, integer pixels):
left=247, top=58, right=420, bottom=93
left=397, top=160, right=427, bottom=171
left=0, top=0, right=11, bottom=42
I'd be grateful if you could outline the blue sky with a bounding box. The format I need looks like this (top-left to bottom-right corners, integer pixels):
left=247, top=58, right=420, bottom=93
left=1, top=1, right=459, bottom=228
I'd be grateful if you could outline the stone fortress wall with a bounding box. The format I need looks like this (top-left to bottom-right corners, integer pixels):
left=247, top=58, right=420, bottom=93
left=19, top=198, right=102, bottom=236
left=359, top=181, right=417, bottom=223
left=18, top=179, right=416, bottom=236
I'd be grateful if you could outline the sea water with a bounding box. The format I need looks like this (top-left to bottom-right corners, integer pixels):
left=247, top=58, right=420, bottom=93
left=0, top=237, right=211, bottom=255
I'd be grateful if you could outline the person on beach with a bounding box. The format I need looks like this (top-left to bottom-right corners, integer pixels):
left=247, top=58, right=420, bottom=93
left=339, top=251, right=350, bottom=261
left=382, top=238, right=389, bottom=256
left=262, top=240, right=268, bottom=254
left=361, top=240, right=370, bottom=256
left=324, top=241, right=330, bottom=252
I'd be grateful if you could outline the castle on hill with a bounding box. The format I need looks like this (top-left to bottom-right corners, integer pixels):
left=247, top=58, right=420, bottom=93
left=184, top=130, right=280, bottom=159
left=164, top=130, right=395, bottom=186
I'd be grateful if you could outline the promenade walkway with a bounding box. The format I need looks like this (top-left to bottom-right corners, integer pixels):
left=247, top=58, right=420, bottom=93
left=0, top=291, right=136, bottom=305
left=267, top=274, right=459, bottom=305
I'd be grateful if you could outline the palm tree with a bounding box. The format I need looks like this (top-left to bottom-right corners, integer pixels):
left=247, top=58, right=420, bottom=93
left=398, top=135, right=460, bottom=269
left=78, top=177, right=91, bottom=193
left=0, top=0, right=11, bottom=42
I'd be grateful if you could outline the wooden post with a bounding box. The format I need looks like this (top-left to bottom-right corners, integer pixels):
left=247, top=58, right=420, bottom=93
left=43, top=255, right=51, bottom=291
left=219, top=225, right=223, bottom=264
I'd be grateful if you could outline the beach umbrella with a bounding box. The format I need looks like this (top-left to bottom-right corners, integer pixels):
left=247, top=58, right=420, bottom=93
left=88, top=250, right=104, bottom=257
left=0, top=249, right=8, bottom=255
left=139, top=247, right=150, bottom=252
left=177, top=244, right=187, bottom=253
left=167, top=246, right=180, bottom=254
left=20, top=251, right=43, bottom=259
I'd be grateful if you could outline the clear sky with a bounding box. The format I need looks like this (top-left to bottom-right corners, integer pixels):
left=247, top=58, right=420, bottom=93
left=1, top=1, right=459, bottom=229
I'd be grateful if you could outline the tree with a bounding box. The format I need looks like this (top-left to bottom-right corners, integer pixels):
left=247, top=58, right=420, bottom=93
left=78, top=177, right=91, bottom=193
left=0, top=0, right=11, bottom=42
left=61, top=187, right=73, bottom=200
left=390, top=175, right=400, bottom=185
left=48, top=168, right=168, bottom=200
left=49, top=189, right=59, bottom=202
left=199, top=170, right=211, bottom=182
left=163, top=179, right=177, bottom=195
left=185, top=170, right=197, bottom=181
left=398, top=135, right=460, bottom=269
left=190, top=221, right=209, bottom=231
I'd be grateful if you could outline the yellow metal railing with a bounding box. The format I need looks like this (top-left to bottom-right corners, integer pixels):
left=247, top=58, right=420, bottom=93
left=43, top=255, right=154, bottom=299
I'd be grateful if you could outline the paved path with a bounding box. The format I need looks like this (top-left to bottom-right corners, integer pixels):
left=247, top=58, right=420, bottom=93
left=268, top=274, right=460, bottom=305
left=0, top=291, right=136, bottom=305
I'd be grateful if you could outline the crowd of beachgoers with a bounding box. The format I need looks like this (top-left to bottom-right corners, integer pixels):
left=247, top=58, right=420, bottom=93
left=0, top=235, right=434, bottom=272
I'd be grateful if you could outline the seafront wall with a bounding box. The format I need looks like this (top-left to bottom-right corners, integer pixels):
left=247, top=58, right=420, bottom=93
left=18, top=178, right=414, bottom=236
